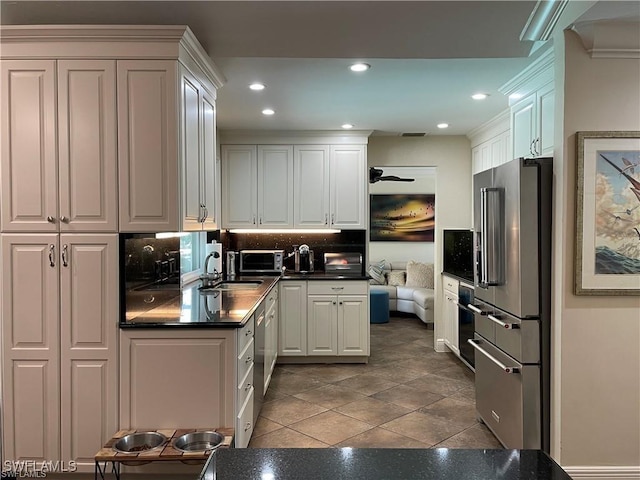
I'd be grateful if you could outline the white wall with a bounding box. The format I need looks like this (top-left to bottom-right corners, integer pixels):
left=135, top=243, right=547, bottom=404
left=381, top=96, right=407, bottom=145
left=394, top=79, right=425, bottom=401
left=368, top=166, right=436, bottom=264
left=553, top=29, right=640, bottom=471
left=368, top=136, right=472, bottom=349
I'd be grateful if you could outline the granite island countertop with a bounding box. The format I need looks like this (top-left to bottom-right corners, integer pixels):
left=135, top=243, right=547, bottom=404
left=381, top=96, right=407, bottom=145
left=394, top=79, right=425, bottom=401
left=199, top=448, right=572, bottom=480
left=120, top=275, right=279, bottom=328
left=121, top=272, right=370, bottom=328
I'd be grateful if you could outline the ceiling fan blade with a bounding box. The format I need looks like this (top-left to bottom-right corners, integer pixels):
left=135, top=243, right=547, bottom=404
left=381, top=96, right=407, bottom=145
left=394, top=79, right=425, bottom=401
left=379, top=175, right=415, bottom=182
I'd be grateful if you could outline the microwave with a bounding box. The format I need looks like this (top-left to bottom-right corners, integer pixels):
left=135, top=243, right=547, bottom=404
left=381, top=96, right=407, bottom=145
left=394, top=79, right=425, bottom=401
left=239, top=250, right=284, bottom=274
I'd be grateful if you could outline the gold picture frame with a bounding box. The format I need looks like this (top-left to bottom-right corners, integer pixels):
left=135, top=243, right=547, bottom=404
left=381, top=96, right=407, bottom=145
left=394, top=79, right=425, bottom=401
left=575, top=131, right=640, bottom=295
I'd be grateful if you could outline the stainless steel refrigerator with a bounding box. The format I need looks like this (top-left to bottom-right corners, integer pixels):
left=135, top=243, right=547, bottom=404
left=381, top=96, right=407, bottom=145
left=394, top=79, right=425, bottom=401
left=469, top=157, right=552, bottom=452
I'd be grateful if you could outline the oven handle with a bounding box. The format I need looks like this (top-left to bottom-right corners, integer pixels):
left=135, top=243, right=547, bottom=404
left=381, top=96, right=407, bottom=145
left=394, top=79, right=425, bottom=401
left=488, top=314, right=519, bottom=330
left=467, top=304, right=487, bottom=315
left=467, top=339, right=520, bottom=374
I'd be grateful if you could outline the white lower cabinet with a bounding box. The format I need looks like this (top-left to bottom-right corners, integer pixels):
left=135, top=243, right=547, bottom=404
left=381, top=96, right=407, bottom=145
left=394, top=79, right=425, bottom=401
left=278, top=281, right=308, bottom=356
left=1, top=234, right=118, bottom=472
left=280, top=280, right=369, bottom=359
left=119, top=307, right=259, bottom=450
left=442, top=275, right=459, bottom=355
left=264, top=287, right=279, bottom=391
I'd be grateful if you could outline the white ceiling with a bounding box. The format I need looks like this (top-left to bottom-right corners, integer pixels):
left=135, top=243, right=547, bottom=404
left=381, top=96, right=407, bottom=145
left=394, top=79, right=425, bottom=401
left=2, top=1, right=636, bottom=136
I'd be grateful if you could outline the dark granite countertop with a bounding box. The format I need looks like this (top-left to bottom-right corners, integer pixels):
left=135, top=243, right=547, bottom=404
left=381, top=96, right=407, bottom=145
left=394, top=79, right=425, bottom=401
left=280, top=271, right=369, bottom=281
left=120, top=276, right=279, bottom=328
left=199, top=448, right=571, bottom=480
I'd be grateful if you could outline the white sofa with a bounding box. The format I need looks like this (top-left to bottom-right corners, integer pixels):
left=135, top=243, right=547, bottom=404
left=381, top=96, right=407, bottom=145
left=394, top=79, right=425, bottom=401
left=369, top=261, right=434, bottom=324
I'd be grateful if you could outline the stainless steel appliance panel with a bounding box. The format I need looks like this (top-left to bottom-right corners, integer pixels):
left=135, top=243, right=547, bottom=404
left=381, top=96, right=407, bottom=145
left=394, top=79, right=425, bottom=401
left=492, top=307, right=540, bottom=364
left=473, top=168, right=495, bottom=306
left=492, top=159, right=540, bottom=318
left=471, top=334, right=541, bottom=449
left=468, top=299, right=495, bottom=344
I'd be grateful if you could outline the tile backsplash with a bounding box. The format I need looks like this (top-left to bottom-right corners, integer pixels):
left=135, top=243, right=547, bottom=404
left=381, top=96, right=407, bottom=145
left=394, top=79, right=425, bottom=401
left=219, top=230, right=366, bottom=273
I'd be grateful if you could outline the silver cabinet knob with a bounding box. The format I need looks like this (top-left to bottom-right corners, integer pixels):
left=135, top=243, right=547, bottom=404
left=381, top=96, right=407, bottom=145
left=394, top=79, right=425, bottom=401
left=60, top=216, right=69, bottom=223
left=47, top=216, right=55, bottom=223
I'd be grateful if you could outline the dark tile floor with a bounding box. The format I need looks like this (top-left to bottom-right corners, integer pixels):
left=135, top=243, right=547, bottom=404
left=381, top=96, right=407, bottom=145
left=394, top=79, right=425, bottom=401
left=249, top=316, right=502, bottom=449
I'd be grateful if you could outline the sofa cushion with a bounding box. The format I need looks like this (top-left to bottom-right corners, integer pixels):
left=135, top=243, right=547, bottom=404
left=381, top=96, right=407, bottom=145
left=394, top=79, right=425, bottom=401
left=396, top=286, right=417, bottom=301
left=367, top=260, right=387, bottom=285
left=387, top=270, right=406, bottom=286
left=405, top=261, right=434, bottom=289
left=412, top=288, right=435, bottom=309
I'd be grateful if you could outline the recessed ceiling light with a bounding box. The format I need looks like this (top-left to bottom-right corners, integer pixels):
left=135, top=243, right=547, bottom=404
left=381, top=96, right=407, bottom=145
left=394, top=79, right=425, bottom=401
left=342, top=124, right=354, bottom=129
left=249, top=83, right=265, bottom=91
left=262, top=108, right=275, bottom=116
left=437, top=123, right=449, bottom=129
left=471, top=93, right=489, bottom=100
left=349, top=63, right=370, bottom=72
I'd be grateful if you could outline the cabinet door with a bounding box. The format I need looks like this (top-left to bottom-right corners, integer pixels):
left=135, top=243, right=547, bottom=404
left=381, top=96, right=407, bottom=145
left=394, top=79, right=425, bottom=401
left=443, top=291, right=459, bottom=355
left=119, top=329, right=236, bottom=429
left=180, top=67, right=203, bottom=231
left=117, top=60, right=178, bottom=232
left=58, top=60, right=118, bottom=232
left=337, top=295, right=368, bottom=356
left=1, top=61, right=58, bottom=232
left=307, top=295, right=338, bottom=355
left=511, top=93, right=536, bottom=159
left=258, top=145, right=294, bottom=227
left=294, top=145, right=330, bottom=227
left=1, top=234, right=60, bottom=461
left=480, top=143, right=491, bottom=171
left=59, top=234, right=118, bottom=472
left=490, top=134, right=505, bottom=168
left=330, top=145, right=366, bottom=229
left=278, top=281, right=307, bottom=356
left=537, top=83, right=554, bottom=157
left=221, top=145, right=257, bottom=228
left=201, top=88, right=218, bottom=230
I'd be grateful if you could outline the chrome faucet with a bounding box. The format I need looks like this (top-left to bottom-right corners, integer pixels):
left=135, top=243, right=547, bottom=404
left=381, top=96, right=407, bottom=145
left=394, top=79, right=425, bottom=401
left=201, top=250, right=221, bottom=286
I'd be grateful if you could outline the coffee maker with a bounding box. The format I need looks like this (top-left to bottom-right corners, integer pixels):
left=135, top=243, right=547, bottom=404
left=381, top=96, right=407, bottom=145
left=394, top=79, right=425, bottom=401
left=294, top=244, right=314, bottom=273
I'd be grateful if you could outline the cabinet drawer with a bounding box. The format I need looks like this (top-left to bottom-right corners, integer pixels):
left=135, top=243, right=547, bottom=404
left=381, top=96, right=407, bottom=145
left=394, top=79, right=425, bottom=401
left=308, top=281, right=367, bottom=296
left=235, top=388, right=254, bottom=448
left=238, top=315, right=255, bottom=354
left=237, top=337, right=254, bottom=388
left=237, top=363, right=254, bottom=409
left=443, top=275, right=459, bottom=293
left=266, top=285, right=279, bottom=308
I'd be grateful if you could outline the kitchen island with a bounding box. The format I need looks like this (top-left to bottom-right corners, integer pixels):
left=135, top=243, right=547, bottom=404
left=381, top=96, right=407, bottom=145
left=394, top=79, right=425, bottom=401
left=199, top=448, right=572, bottom=480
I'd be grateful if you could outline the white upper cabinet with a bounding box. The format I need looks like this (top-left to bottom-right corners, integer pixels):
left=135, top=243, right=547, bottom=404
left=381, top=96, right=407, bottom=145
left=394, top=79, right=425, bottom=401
left=221, top=145, right=258, bottom=228
left=330, top=145, right=367, bottom=229
left=1, top=59, right=118, bottom=232
left=469, top=110, right=511, bottom=175
left=294, top=145, right=330, bottom=227
left=258, top=145, right=294, bottom=227
left=1, top=26, right=223, bottom=234
left=501, top=48, right=554, bottom=159
left=221, top=137, right=367, bottom=230
left=180, top=66, right=219, bottom=231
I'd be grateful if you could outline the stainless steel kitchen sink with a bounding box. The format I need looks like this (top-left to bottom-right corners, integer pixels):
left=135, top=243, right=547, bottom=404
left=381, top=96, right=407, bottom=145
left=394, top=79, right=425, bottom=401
left=199, top=280, right=263, bottom=291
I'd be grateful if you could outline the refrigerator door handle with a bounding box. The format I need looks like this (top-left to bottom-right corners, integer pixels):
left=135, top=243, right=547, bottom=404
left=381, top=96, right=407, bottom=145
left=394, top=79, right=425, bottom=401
left=488, top=313, right=519, bottom=329
left=480, top=187, right=504, bottom=286
left=468, top=339, right=520, bottom=374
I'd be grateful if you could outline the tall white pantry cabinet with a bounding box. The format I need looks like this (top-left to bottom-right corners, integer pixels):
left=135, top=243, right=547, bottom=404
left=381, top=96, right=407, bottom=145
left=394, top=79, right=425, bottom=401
left=0, top=25, right=224, bottom=472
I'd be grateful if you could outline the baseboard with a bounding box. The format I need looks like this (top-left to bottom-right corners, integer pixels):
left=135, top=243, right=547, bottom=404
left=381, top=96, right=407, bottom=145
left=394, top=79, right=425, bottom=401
left=563, top=465, right=640, bottom=479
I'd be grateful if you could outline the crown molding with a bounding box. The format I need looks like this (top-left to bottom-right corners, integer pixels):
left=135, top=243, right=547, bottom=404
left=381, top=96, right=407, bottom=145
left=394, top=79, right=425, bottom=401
left=466, top=109, right=510, bottom=145
left=571, top=20, right=640, bottom=59
left=219, top=130, right=372, bottom=145
left=499, top=46, right=554, bottom=102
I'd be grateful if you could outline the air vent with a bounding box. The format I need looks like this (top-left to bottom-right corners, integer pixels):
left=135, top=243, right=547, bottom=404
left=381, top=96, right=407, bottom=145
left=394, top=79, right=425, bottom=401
left=401, top=132, right=426, bottom=137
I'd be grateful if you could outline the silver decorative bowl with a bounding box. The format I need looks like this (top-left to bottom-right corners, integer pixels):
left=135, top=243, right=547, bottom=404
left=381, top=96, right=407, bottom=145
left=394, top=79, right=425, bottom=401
left=113, top=431, right=167, bottom=454
left=173, top=431, right=224, bottom=452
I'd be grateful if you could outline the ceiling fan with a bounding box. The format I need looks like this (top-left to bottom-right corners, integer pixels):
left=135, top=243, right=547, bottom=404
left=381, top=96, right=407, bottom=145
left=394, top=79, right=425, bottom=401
left=369, top=167, right=415, bottom=184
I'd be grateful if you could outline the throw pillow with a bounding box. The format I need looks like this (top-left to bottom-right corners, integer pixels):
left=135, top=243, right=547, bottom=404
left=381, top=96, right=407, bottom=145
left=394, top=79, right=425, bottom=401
left=387, top=270, right=406, bottom=286
left=405, top=261, right=434, bottom=288
left=368, top=260, right=387, bottom=285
